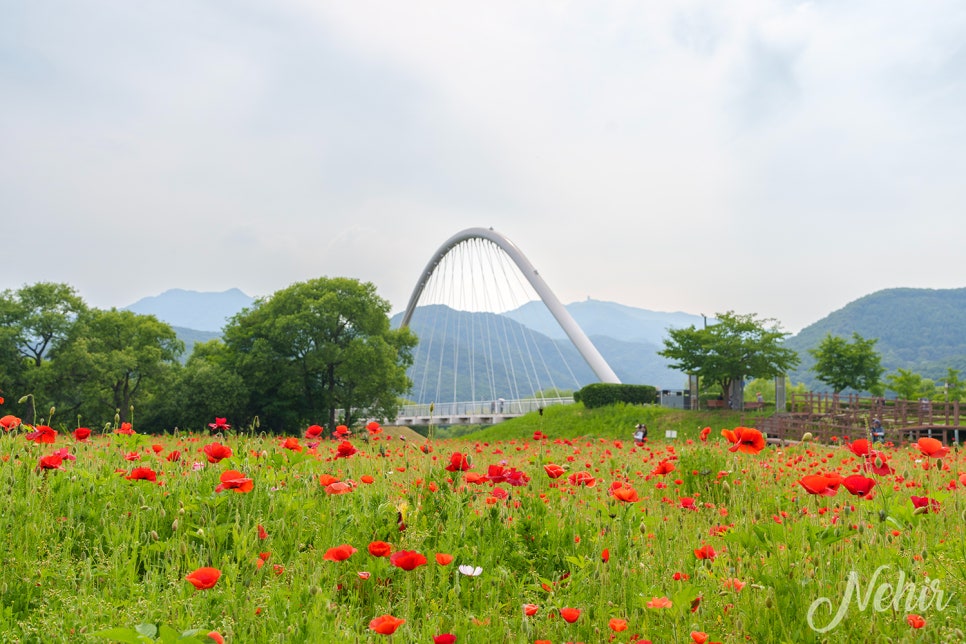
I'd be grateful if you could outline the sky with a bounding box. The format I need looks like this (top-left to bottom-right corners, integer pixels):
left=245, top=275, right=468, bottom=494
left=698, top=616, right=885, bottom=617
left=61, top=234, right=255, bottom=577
left=2, top=1, right=965, bottom=334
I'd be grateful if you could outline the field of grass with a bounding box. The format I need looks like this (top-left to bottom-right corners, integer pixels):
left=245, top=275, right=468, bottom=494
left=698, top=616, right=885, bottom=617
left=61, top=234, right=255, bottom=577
left=1, top=404, right=964, bottom=643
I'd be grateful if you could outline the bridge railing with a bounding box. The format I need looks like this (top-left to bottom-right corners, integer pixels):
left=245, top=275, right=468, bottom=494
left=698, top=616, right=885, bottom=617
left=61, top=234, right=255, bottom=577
left=396, top=396, right=575, bottom=419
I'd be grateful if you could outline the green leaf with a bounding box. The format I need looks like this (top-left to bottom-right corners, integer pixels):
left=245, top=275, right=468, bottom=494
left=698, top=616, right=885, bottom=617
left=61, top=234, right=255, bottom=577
left=89, top=627, right=151, bottom=643
left=135, top=624, right=159, bottom=639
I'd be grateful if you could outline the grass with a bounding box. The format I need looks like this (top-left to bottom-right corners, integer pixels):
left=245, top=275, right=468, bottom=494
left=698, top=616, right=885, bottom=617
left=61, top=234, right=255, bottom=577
left=1, top=403, right=964, bottom=643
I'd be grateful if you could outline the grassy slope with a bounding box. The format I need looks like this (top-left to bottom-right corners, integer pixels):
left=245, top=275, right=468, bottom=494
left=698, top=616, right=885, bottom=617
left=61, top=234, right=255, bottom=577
left=440, top=402, right=770, bottom=442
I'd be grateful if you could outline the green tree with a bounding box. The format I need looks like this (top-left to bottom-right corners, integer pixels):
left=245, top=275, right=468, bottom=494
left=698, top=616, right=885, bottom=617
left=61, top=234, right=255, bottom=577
left=808, top=332, right=884, bottom=394
left=659, top=311, right=799, bottom=410
left=937, top=368, right=966, bottom=402
left=885, top=368, right=933, bottom=400
left=222, top=277, right=417, bottom=434
left=52, top=309, right=184, bottom=425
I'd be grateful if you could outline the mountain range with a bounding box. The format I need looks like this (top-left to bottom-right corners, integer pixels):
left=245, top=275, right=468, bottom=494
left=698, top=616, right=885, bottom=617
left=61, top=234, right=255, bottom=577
left=123, top=286, right=966, bottom=399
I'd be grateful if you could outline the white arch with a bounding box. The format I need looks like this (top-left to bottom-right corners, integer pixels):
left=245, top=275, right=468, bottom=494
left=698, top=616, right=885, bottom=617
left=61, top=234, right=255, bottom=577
left=401, top=227, right=621, bottom=384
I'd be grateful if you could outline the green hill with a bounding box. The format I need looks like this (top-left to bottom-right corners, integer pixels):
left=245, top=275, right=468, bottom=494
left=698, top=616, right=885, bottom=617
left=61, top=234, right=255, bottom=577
left=785, top=287, right=966, bottom=391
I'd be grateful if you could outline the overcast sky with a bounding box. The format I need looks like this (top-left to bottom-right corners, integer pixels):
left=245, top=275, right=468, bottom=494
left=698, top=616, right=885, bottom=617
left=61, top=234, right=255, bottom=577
left=3, top=1, right=964, bottom=333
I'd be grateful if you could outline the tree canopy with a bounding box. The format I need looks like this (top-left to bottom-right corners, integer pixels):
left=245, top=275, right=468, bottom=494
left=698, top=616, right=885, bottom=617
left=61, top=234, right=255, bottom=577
left=659, top=311, right=799, bottom=409
left=808, top=332, right=884, bottom=394
left=222, top=277, right=417, bottom=434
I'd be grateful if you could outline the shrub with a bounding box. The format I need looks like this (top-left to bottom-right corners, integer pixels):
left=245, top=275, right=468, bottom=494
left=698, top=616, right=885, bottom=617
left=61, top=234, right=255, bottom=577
left=575, top=383, right=657, bottom=408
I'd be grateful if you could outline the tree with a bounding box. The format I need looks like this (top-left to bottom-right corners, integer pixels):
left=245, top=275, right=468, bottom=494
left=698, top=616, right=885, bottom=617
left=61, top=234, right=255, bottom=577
left=938, top=368, right=966, bottom=402
left=222, top=277, right=417, bottom=434
left=52, top=309, right=184, bottom=425
left=659, top=311, right=799, bottom=410
left=809, top=332, right=884, bottom=394
left=885, top=368, right=933, bottom=401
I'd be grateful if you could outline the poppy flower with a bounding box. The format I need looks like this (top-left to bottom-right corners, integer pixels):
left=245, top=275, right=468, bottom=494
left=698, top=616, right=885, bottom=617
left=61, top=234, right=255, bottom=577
left=25, top=425, right=57, bottom=444
left=166, top=450, right=182, bottom=462
left=208, top=417, right=231, bottom=431
left=691, top=632, right=710, bottom=644
left=543, top=463, right=565, bottom=479
left=368, top=541, right=392, bottom=557
left=334, top=441, right=357, bottom=458
left=369, top=614, right=405, bottom=635
left=215, top=469, right=254, bottom=493
left=699, top=426, right=711, bottom=441
left=693, top=545, right=717, bottom=560
left=185, top=567, right=221, bottom=590
left=911, top=496, right=941, bottom=513
left=846, top=439, right=871, bottom=457
left=323, top=544, right=357, bottom=562
left=207, top=633, right=225, bottom=644
left=916, top=437, right=950, bottom=458
left=433, top=634, right=456, bottom=644
left=305, top=424, right=324, bottom=439
left=115, top=422, right=135, bottom=435
left=435, top=553, right=454, bottom=566
left=651, top=459, right=675, bottom=476
left=444, top=452, right=471, bottom=472
left=610, top=482, right=639, bottom=502
left=203, top=442, right=232, bottom=463
left=725, top=426, right=765, bottom=454
left=126, top=467, right=158, bottom=482
left=281, top=437, right=302, bottom=452
left=523, top=603, right=539, bottom=616
left=559, top=607, right=580, bottom=623
left=38, top=454, right=64, bottom=470
left=334, top=424, right=351, bottom=437
left=257, top=524, right=268, bottom=540
left=324, top=481, right=353, bottom=495
left=906, top=614, right=926, bottom=628
left=568, top=471, right=596, bottom=487
left=390, top=550, right=428, bottom=570
left=360, top=474, right=375, bottom=484
left=723, top=578, right=746, bottom=592
left=841, top=475, right=876, bottom=497
left=646, top=596, right=672, bottom=609
left=366, top=421, right=382, bottom=435
left=72, top=427, right=91, bottom=441
left=1, top=415, right=21, bottom=431
left=609, top=618, right=628, bottom=632
left=799, top=475, right=839, bottom=497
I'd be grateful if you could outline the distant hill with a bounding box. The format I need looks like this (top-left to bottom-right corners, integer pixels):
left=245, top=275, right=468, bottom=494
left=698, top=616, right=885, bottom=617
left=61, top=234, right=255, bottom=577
left=784, top=288, right=966, bottom=391
left=172, top=326, right=222, bottom=361
left=124, top=288, right=254, bottom=332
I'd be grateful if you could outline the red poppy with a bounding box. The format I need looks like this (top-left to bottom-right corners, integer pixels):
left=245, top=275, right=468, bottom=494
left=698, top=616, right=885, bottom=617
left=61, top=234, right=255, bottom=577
left=601, top=548, right=610, bottom=563
left=543, top=463, right=565, bottom=479
left=207, top=632, right=225, bottom=644
left=433, top=634, right=456, bottom=644
left=0, top=415, right=21, bottom=431
left=916, top=437, right=950, bottom=458
left=281, top=437, right=302, bottom=452
left=208, top=417, right=231, bottom=431
left=203, top=442, right=232, bottom=463
left=115, top=422, right=135, bottom=435
left=25, top=425, right=57, bottom=444
left=368, top=541, right=392, bottom=557
left=390, top=550, right=428, bottom=570
left=334, top=425, right=351, bottom=437
left=609, top=618, right=628, bottom=632
left=366, top=421, right=382, bottom=435
left=361, top=474, right=375, bottom=484
left=911, top=496, right=941, bottom=513
left=305, top=424, right=324, bottom=438
left=185, top=567, right=221, bottom=589
left=215, top=469, right=254, bottom=493
left=610, top=482, right=639, bottom=502
left=841, top=475, right=876, bottom=497
left=651, top=459, right=675, bottom=476
left=725, top=426, right=765, bottom=454
left=523, top=603, right=539, bottom=616
left=694, top=544, right=717, bottom=560
left=369, top=614, right=405, bottom=635
left=257, top=524, right=268, bottom=540
left=906, top=614, right=926, bottom=628
left=568, top=471, right=596, bottom=487
left=324, top=481, right=353, bottom=495
left=691, top=632, right=710, bottom=644
left=126, top=467, right=158, bottom=482
left=699, top=426, right=711, bottom=441
left=846, top=439, right=871, bottom=457
left=323, top=544, right=358, bottom=562
left=444, top=452, right=471, bottom=472
left=72, top=427, right=91, bottom=441
left=38, top=454, right=64, bottom=470
left=335, top=440, right=357, bottom=458
left=559, top=607, right=581, bottom=623
left=435, top=553, right=454, bottom=566
left=166, top=450, right=182, bottom=462
left=798, top=475, right=839, bottom=497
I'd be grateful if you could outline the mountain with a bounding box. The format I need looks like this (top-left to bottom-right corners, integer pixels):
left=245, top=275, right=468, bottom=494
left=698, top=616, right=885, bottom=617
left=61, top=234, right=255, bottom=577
left=124, top=288, right=254, bottom=332
left=503, top=299, right=709, bottom=345
left=784, top=287, right=966, bottom=391
left=392, top=303, right=685, bottom=403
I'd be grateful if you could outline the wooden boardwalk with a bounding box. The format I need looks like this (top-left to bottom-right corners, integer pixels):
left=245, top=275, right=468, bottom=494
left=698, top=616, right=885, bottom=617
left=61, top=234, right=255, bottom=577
left=756, top=393, right=966, bottom=445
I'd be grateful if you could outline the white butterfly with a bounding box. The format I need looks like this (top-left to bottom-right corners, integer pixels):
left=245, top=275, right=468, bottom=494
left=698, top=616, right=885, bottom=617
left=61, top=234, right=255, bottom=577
left=458, top=565, right=483, bottom=577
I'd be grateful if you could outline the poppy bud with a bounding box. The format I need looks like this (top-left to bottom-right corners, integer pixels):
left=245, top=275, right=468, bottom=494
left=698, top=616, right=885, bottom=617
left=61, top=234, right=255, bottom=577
left=765, top=596, right=773, bottom=609
left=149, top=530, right=159, bottom=541
left=874, top=456, right=883, bottom=469
left=913, top=506, right=929, bottom=516
left=935, top=458, right=944, bottom=471
left=18, top=395, right=29, bottom=404
left=721, top=481, right=731, bottom=494
left=801, top=432, right=813, bottom=442
left=172, top=519, right=179, bottom=532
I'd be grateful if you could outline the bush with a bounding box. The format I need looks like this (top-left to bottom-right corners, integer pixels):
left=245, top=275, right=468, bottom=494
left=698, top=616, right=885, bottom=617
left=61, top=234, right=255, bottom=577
left=574, top=383, right=657, bottom=409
